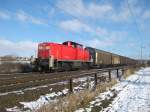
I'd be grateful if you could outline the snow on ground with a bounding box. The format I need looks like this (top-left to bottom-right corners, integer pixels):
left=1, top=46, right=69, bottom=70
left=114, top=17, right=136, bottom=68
left=20, top=88, right=69, bottom=110
left=0, top=81, right=68, bottom=96
left=6, top=106, right=22, bottom=112
left=76, top=67, right=150, bottom=112
left=6, top=68, right=137, bottom=112
left=18, top=77, right=95, bottom=111
left=104, top=67, right=150, bottom=112
left=6, top=76, right=93, bottom=112
left=6, top=88, right=69, bottom=112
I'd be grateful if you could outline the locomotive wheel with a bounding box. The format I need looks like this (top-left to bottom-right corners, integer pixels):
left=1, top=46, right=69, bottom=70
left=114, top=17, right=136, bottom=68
left=37, top=66, right=42, bottom=72
left=82, top=62, right=90, bottom=70
left=63, top=63, right=72, bottom=71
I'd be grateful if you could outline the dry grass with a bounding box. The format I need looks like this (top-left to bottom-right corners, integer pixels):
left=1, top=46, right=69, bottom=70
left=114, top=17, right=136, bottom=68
left=0, top=62, right=31, bottom=73
left=36, top=80, right=117, bottom=112
left=123, top=67, right=140, bottom=79
left=36, top=67, right=139, bottom=112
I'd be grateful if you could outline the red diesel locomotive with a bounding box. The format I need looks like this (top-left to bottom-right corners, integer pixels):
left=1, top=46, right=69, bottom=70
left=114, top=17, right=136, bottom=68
left=33, top=41, right=91, bottom=71
left=32, top=41, right=137, bottom=71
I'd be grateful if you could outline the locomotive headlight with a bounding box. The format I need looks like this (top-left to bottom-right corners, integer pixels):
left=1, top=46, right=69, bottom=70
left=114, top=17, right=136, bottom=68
left=46, top=46, right=50, bottom=50
left=39, top=46, right=43, bottom=50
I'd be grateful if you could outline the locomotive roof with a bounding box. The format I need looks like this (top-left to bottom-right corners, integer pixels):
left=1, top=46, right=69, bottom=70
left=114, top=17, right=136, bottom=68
left=63, top=41, right=83, bottom=46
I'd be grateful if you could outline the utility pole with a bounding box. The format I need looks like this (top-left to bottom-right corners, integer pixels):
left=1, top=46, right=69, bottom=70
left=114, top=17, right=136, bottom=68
left=140, top=45, right=145, bottom=64
left=35, top=50, right=37, bottom=58
left=0, top=57, right=1, bottom=65
left=140, top=46, right=143, bottom=65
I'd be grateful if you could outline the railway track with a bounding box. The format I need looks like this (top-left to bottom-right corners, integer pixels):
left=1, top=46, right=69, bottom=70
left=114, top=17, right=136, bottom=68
left=0, top=66, right=131, bottom=112
left=0, top=69, right=94, bottom=78
left=0, top=66, right=125, bottom=93
left=0, top=68, right=106, bottom=111
left=0, top=68, right=106, bottom=93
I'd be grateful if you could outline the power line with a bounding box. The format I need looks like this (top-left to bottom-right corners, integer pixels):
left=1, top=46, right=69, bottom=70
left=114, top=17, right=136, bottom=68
left=126, top=0, right=143, bottom=41
left=47, top=0, right=146, bottom=58
left=126, top=0, right=144, bottom=60
left=47, top=0, right=134, bottom=56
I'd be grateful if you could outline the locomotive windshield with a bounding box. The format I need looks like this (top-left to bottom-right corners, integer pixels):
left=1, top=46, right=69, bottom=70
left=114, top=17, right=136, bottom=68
left=62, top=41, right=83, bottom=48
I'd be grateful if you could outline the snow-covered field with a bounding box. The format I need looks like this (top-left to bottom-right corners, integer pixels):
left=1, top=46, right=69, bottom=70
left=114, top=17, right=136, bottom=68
left=7, top=67, right=150, bottom=112
left=104, top=67, right=150, bottom=112
left=76, top=67, right=150, bottom=112
left=6, top=76, right=94, bottom=112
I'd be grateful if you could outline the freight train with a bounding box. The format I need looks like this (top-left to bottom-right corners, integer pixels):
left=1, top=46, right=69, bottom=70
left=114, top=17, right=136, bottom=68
left=32, top=41, right=137, bottom=71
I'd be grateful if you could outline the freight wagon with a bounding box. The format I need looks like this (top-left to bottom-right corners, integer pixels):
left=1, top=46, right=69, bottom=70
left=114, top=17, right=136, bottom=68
left=111, top=54, right=120, bottom=65
left=85, top=47, right=131, bottom=67
left=120, top=56, right=127, bottom=65
left=85, top=47, right=112, bottom=67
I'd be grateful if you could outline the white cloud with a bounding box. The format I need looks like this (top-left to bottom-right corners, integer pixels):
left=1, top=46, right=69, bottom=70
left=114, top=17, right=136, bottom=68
left=16, top=10, right=47, bottom=25
left=57, top=0, right=112, bottom=19
left=95, top=27, right=108, bottom=36
left=59, top=18, right=126, bottom=37
left=82, top=29, right=126, bottom=48
left=126, top=0, right=150, bottom=21
left=84, top=38, right=110, bottom=48
left=56, top=0, right=133, bottom=22
left=0, top=39, right=38, bottom=57
left=59, top=19, right=93, bottom=32
left=110, top=7, right=131, bottom=22
left=59, top=19, right=125, bottom=49
left=16, top=10, right=28, bottom=22
left=83, top=37, right=115, bottom=48
left=142, top=10, right=150, bottom=20
left=59, top=18, right=126, bottom=49
left=0, top=11, right=10, bottom=20
left=48, top=8, right=55, bottom=17
left=0, top=9, right=47, bottom=26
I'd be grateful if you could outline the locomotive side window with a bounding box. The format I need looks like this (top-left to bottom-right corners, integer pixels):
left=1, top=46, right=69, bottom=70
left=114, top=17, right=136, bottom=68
left=70, top=42, right=76, bottom=48
left=77, top=44, right=83, bottom=49
left=62, top=42, right=68, bottom=46
left=38, top=46, right=43, bottom=50
left=62, top=41, right=73, bottom=47
left=72, top=43, right=76, bottom=48
left=62, top=41, right=83, bottom=49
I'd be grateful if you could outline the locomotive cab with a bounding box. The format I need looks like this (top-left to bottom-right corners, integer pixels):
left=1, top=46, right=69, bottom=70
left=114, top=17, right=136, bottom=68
left=62, top=41, right=83, bottom=49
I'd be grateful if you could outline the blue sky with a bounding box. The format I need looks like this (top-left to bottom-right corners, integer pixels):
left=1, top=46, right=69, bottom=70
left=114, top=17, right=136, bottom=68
left=0, top=0, right=150, bottom=59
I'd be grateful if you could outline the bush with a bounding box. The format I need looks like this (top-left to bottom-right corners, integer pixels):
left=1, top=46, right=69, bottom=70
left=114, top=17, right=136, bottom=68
left=0, top=62, right=31, bottom=73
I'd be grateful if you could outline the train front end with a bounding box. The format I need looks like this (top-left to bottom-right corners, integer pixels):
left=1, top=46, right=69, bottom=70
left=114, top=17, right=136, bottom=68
left=33, top=42, right=55, bottom=71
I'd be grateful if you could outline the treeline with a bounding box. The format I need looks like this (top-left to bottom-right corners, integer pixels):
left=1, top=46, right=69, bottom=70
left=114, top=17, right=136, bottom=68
left=0, top=55, right=32, bottom=74
left=0, top=55, right=30, bottom=61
